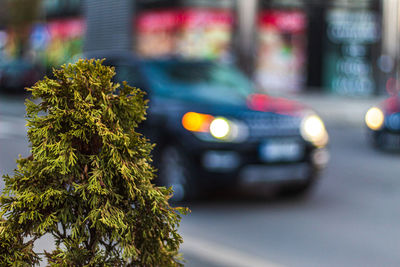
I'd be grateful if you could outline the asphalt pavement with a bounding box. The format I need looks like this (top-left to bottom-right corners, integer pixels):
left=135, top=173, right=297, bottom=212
left=179, top=126, right=400, bottom=267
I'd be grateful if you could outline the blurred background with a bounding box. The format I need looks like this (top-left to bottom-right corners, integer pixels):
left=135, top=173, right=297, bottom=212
left=1, top=0, right=400, bottom=266
left=0, top=0, right=395, bottom=96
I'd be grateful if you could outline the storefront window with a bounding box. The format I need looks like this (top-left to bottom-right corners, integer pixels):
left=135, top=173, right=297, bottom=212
left=31, top=18, right=85, bottom=70
left=135, top=0, right=235, bottom=60
left=323, top=1, right=380, bottom=96
left=255, top=9, right=307, bottom=94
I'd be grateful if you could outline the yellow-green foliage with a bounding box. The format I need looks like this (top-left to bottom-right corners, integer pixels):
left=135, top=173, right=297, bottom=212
left=0, top=59, right=188, bottom=266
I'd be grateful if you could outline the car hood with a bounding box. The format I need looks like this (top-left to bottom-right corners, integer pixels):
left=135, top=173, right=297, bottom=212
left=150, top=92, right=307, bottom=119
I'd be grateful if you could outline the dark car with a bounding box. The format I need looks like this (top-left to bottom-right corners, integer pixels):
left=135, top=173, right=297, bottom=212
left=365, top=95, right=400, bottom=149
left=0, top=59, right=42, bottom=94
left=80, top=51, right=329, bottom=201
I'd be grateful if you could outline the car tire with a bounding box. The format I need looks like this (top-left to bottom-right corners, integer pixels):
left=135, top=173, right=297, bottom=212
left=157, top=145, right=196, bottom=202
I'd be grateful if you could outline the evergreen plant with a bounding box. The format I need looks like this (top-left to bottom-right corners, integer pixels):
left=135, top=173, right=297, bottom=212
left=0, top=59, right=188, bottom=266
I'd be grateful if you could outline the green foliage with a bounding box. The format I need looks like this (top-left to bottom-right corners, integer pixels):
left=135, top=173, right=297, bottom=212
left=0, top=59, right=188, bottom=266
left=0, top=218, right=40, bottom=266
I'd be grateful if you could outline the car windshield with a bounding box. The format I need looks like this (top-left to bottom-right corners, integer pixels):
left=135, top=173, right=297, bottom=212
left=143, top=61, right=254, bottom=104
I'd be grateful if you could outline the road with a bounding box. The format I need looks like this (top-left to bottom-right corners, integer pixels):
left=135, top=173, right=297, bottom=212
left=181, top=127, right=400, bottom=267
left=1, top=95, right=400, bottom=266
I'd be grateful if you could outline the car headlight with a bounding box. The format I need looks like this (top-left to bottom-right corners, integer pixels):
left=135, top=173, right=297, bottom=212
left=182, top=112, right=248, bottom=142
left=210, top=117, right=231, bottom=139
left=365, top=107, right=384, bottom=130
left=301, top=114, right=328, bottom=147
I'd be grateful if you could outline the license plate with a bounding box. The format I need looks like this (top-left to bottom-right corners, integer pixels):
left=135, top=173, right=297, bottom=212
left=240, top=163, right=309, bottom=183
left=259, top=139, right=303, bottom=162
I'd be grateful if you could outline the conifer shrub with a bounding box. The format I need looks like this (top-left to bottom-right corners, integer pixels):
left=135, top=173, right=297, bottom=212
left=0, top=59, right=188, bottom=266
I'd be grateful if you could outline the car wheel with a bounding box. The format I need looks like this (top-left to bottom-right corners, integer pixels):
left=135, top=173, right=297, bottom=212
left=158, top=145, right=196, bottom=202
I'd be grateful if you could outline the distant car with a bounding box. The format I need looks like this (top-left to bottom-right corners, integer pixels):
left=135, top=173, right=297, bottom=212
left=80, top=51, right=329, bottom=201
left=0, top=59, right=42, bottom=94
left=365, top=95, right=400, bottom=149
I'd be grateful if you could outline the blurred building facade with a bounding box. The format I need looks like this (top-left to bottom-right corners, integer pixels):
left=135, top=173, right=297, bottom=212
left=0, top=0, right=394, bottom=97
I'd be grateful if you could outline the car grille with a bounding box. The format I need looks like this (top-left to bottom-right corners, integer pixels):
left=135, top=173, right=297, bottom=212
left=235, top=111, right=302, bottom=140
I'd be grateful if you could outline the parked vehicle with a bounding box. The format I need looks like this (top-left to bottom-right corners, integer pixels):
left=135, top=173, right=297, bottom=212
left=365, top=95, right=400, bottom=150
left=80, top=51, right=329, bottom=201
left=0, top=59, right=42, bottom=94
